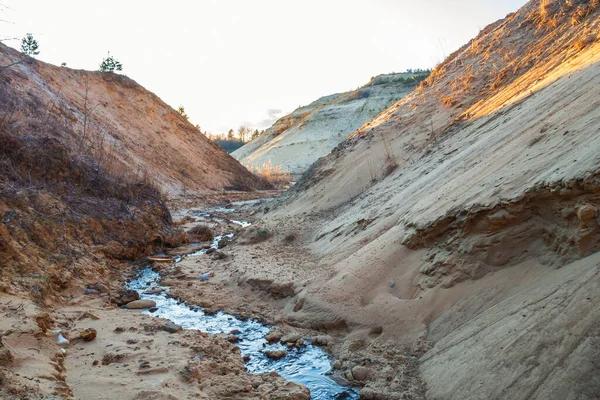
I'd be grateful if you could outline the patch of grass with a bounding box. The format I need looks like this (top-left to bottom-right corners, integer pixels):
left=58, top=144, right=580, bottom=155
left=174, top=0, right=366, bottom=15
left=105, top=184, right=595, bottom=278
left=245, top=228, right=271, bottom=244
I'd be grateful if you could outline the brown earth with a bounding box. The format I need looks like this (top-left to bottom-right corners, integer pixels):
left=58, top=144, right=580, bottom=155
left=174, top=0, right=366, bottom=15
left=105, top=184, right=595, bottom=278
left=0, top=42, right=270, bottom=196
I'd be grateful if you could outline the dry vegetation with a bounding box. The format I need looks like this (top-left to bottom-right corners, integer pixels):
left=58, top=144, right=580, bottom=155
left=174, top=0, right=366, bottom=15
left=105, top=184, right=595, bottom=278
left=272, top=111, right=312, bottom=135
left=244, top=160, right=293, bottom=187
left=0, top=99, right=185, bottom=304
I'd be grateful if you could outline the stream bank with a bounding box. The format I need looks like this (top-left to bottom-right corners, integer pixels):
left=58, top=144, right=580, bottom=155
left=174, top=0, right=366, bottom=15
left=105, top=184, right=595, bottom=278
left=126, top=203, right=359, bottom=399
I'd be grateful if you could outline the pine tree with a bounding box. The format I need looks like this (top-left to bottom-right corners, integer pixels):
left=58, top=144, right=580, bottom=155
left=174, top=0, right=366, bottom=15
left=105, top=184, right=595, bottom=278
left=99, top=53, right=123, bottom=72
left=21, top=33, right=40, bottom=56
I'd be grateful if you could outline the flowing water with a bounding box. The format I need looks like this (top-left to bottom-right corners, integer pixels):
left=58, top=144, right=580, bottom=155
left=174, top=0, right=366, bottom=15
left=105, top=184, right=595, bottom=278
left=126, top=225, right=359, bottom=399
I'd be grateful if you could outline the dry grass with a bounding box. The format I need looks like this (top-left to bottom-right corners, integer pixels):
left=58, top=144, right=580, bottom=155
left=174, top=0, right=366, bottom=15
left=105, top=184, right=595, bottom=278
left=573, top=32, right=598, bottom=50
left=442, top=95, right=458, bottom=108
left=272, top=111, right=311, bottom=135
left=244, top=160, right=292, bottom=186
left=571, top=1, right=599, bottom=25
left=381, top=134, right=398, bottom=177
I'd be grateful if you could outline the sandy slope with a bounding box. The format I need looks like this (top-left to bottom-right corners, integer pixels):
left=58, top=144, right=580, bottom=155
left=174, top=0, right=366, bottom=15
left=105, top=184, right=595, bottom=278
left=233, top=73, right=419, bottom=176
left=0, top=43, right=269, bottom=196
left=215, top=1, right=600, bottom=398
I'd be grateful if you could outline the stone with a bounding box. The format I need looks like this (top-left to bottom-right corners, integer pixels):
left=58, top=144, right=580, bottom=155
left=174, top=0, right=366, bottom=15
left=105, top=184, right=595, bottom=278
left=200, top=271, right=214, bottom=281
left=311, top=335, right=333, bottom=346
left=84, top=288, right=100, bottom=295
left=160, top=322, right=182, bottom=333
left=577, top=204, right=598, bottom=225
left=87, top=282, right=110, bottom=293
left=351, top=365, right=371, bottom=382
left=57, top=333, right=70, bottom=346
left=227, top=334, right=240, bottom=343
left=125, top=300, right=157, bottom=309
left=211, top=251, right=228, bottom=260
left=280, top=333, right=301, bottom=344
left=264, top=349, right=288, bottom=360
left=112, top=289, right=140, bottom=306
left=265, top=329, right=284, bottom=344
left=143, top=288, right=163, bottom=295
left=79, top=328, right=97, bottom=342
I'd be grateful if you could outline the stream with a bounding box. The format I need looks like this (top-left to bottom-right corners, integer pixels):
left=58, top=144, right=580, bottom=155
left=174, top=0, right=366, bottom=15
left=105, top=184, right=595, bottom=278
left=125, top=211, right=359, bottom=400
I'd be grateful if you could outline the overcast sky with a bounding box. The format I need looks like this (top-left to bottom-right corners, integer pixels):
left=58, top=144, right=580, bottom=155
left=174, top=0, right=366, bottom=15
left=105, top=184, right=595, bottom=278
left=2, top=0, right=527, bottom=133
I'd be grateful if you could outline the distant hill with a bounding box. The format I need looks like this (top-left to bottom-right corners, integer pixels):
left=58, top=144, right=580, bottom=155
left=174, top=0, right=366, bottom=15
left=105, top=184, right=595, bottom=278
left=233, top=72, right=427, bottom=176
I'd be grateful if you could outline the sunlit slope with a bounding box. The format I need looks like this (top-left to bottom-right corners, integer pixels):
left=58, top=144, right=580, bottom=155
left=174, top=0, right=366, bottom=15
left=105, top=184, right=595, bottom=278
left=270, top=1, right=600, bottom=398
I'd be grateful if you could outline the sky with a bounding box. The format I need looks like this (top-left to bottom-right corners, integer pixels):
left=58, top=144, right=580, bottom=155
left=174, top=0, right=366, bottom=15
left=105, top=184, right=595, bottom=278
left=1, top=0, right=527, bottom=134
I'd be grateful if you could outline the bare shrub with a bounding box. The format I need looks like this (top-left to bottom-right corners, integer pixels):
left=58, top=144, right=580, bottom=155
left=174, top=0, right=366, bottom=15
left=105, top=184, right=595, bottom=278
left=283, top=233, right=296, bottom=243
left=187, top=225, right=214, bottom=242
left=244, top=160, right=292, bottom=187
left=241, top=228, right=271, bottom=245
left=381, top=134, right=398, bottom=177
left=442, top=95, right=457, bottom=108
left=573, top=33, right=598, bottom=51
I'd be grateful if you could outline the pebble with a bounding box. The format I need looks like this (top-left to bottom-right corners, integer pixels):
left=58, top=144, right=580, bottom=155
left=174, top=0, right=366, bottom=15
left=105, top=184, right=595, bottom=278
left=280, top=333, right=301, bottom=344
left=160, top=322, right=182, bottom=333
left=125, top=300, right=157, bottom=309
left=79, top=328, right=97, bottom=342
left=200, top=272, right=214, bottom=281
left=57, top=334, right=70, bottom=346
left=264, top=349, right=288, bottom=360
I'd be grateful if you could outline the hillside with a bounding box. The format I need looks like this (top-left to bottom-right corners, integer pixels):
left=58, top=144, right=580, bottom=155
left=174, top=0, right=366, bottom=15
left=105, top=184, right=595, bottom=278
left=0, top=43, right=270, bottom=196
left=0, top=44, right=288, bottom=400
left=233, top=72, right=424, bottom=176
left=229, top=0, right=600, bottom=398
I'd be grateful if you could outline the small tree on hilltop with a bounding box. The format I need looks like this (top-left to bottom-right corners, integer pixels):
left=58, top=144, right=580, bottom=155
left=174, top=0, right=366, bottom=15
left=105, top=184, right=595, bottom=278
left=99, top=53, right=123, bottom=72
left=21, top=33, right=40, bottom=56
